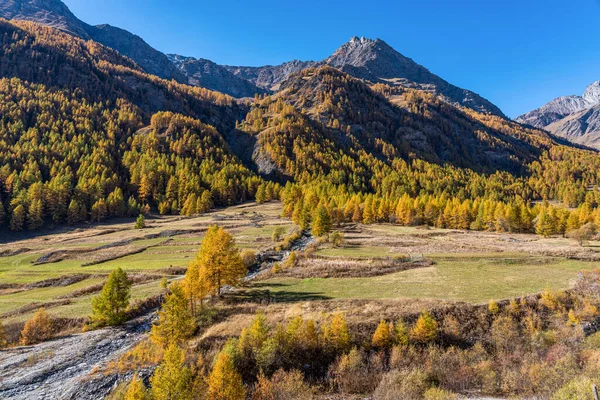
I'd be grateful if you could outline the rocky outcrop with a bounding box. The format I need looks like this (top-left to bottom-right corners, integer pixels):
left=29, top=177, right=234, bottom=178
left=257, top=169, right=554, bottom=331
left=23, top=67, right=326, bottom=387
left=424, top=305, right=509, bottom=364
left=224, top=60, right=317, bottom=91
left=168, top=54, right=266, bottom=98
left=517, top=81, right=600, bottom=148
left=0, top=0, right=90, bottom=38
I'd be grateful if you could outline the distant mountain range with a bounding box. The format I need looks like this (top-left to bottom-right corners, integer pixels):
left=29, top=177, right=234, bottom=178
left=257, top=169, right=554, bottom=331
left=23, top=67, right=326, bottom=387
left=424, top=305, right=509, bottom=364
left=1, top=0, right=504, bottom=117
left=517, top=81, right=600, bottom=148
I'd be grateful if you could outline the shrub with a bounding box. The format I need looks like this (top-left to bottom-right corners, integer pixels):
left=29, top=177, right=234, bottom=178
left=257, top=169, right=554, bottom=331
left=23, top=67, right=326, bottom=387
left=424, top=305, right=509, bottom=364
left=329, top=231, right=344, bottom=247
left=423, top=387, right=458, bottom=400
left=330, top=348, right=381, bottom=394
left=21, top=308, right=53, bottom=345
left=241, top=249, right=257, bottom=268
left=552, top=376, right=597, bottom=400
left=252, top=369, right=313, bottom=400
left=135, top=214, right=145, bottom=229
left=374, top=368, right=429, bottom=400
left=488, top=300, right=500, bottom=315
left=0, top=319, right=7, bottom=348
left=272, top=227, right=286, bottom=242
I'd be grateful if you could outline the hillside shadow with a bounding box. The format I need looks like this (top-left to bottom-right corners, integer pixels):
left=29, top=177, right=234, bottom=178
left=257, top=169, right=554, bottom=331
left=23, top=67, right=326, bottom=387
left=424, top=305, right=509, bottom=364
left=224, top=286, right=330, bottom=304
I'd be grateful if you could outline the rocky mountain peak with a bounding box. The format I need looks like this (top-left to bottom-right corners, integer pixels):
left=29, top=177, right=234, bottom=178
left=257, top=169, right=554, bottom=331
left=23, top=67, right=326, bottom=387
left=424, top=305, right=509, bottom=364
left=0, top=0, right=91, bottom=38
left=583, top=81, right=600, bottom=105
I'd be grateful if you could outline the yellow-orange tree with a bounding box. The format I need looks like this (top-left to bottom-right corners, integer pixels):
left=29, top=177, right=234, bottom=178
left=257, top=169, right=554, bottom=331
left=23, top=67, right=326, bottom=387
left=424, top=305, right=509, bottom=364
left=195, top=226, right=246, bottom=298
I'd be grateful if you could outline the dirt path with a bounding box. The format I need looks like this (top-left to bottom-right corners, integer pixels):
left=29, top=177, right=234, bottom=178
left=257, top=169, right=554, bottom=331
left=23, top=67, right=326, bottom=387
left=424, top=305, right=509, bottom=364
left=0, top=313, right=154, bottom=400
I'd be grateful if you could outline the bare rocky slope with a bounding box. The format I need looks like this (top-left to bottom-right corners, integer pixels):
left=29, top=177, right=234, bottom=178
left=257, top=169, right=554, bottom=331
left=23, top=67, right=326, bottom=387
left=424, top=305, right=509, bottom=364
left=167, top=54, right=267, bottom=98
left=517, top=81, right=600, bottom=148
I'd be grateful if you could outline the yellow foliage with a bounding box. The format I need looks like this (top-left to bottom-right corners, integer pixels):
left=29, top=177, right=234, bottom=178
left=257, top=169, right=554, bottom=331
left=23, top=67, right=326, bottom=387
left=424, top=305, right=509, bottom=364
left=410, top=310, right=438, bottom=344
left=207, top=351, right=246, bottom=400
left=21, top=308, right=53, bottom=345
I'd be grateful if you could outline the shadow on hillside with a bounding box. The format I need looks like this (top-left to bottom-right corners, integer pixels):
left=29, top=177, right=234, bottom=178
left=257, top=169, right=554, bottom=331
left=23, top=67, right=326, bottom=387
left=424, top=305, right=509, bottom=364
left=225, top=286, right=330, bottom=304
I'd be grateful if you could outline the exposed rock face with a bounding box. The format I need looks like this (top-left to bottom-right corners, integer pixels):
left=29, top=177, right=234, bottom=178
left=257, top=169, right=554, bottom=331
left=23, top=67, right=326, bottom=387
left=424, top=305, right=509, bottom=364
left=517, top=81, right=600, bottom=148
left=168, top=54, right=266, bottom=98
left=224, top=60, right=317, bottom=91
left=221, top=37, right=504, bottom=116
left=0, top=0, right=184, bottom=81
left=516, top=95, right=591, bottom=128
left=323, top=37, right=504, bottom=117
left=0, top=0, right=90, bottom=38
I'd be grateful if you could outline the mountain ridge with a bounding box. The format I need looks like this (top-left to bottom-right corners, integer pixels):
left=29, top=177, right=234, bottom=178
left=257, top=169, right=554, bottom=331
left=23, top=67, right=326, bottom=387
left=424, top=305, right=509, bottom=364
left=517, top=80, right=600, bottom=148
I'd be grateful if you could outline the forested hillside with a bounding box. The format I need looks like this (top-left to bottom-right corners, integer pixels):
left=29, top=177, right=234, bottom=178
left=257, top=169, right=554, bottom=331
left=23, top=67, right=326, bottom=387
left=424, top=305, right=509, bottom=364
left=0, top=20, right=264, bottom=231
left=1, top=19, right=600, bottom=239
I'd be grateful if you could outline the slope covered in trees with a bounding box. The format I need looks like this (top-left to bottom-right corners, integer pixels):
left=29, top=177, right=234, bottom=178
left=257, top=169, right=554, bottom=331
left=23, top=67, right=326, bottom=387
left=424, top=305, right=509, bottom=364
left=0, top=20, right=261, bottom=231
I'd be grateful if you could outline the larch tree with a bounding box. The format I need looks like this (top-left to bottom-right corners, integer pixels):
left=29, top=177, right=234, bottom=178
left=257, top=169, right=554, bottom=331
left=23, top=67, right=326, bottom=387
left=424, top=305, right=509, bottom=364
left=150, top=284, right=196, bottom=348
left=312, top=205, right=331, bottom=237
left=196, top=225, right=246, bottom=297
left=410, top=310, right=439, bottom=344
left=150, top=343, right=192, bottom=400
left=21, top=308, right=53, bottom=345
left=124, top=374, right=148, bottom=400
left=90, top=267, right=131, bottom=326
left=372, top=320, right=393, bottom=349
left=207, top=351, right=246, bottom=400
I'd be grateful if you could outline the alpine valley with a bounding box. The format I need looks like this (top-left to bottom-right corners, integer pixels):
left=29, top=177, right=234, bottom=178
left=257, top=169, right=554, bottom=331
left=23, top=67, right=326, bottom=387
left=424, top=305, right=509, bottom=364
left=2, top=1, right=600, bottom=400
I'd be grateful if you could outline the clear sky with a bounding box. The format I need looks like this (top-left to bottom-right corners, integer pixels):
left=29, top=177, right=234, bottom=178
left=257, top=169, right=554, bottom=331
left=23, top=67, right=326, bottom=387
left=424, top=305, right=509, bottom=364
left=63, top=0, right=600, bottom=118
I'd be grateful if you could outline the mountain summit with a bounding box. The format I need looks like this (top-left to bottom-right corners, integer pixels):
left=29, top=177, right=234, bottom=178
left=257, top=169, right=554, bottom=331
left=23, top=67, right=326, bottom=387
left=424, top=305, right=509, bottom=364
left=517, top=80, right=600, bottom=148
left=2, top=0, right=504, bottom=116
left=322, top=37, right=504, bottom=116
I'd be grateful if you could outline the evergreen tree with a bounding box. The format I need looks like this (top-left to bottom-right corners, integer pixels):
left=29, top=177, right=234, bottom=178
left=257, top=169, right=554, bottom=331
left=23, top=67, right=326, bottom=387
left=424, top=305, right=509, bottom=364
left=90, top=267, right=131, bottom=326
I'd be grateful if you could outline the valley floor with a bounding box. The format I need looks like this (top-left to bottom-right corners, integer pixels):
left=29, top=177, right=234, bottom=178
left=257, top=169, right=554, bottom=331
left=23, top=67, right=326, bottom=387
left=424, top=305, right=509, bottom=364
left=1, top=201, right=599, bottom=399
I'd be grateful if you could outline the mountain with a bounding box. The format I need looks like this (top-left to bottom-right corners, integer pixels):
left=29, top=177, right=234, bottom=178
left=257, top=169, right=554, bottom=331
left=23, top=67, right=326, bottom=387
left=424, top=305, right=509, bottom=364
left=323, top=37, right=505, bottom=117
left=516, top=81, right=600, bottom=148
left=86, top=24, right=184, bottom=82
left=220, top=37, right=505, bottom=116
left=236, top=66, right=553, bottom=184
left=0, top=0, right=90, bottom=38
left=223, top=60, right=317, bottom=91
left=168, top=54, right=266, bottom=98
left=0, top=0, right=184, bottom=82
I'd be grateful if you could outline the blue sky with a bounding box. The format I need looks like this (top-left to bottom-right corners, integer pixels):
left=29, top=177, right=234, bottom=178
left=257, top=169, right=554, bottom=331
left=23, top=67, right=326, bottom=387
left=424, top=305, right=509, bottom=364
left=63, top=0, right=600, bottom=118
